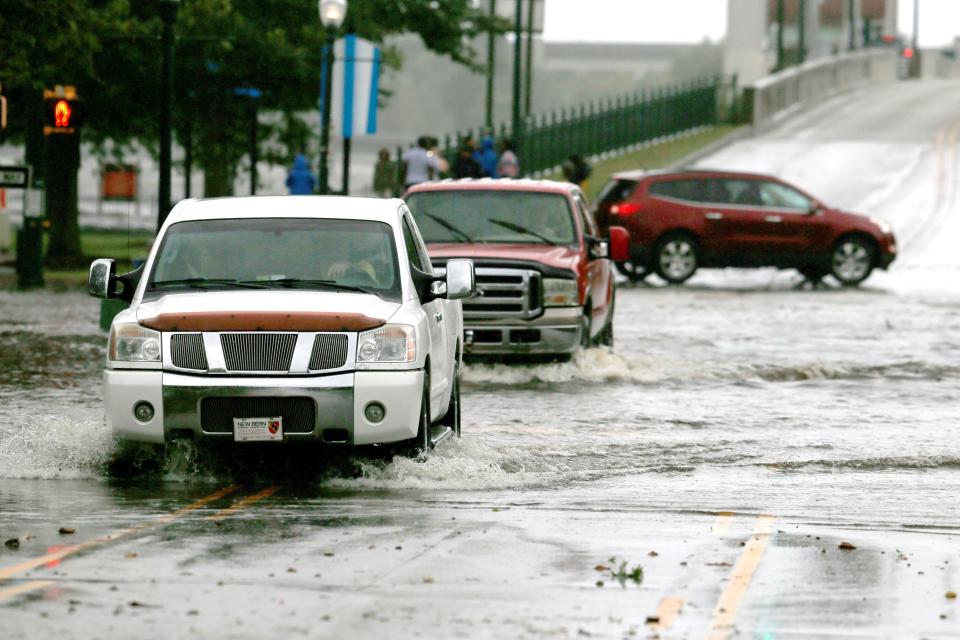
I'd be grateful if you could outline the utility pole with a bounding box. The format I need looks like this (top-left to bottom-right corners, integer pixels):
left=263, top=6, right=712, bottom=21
left=798, top=0, right=806, bottom=64
left=776, top=0, right=785, bottom=71
left=523, top=0, right=534, bottom=116
left=485, top=0, right=496, bottom=130
left=157, top=0, right=179, bottom=231
left=912, top=0, right=921, bottom=78
left=511, top=0, right=523, bottom=142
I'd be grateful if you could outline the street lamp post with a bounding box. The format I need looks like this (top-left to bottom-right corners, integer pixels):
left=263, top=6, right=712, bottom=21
left=318, top=0, right=347, bottom=195
left=157, top=0, right=179, bottom=231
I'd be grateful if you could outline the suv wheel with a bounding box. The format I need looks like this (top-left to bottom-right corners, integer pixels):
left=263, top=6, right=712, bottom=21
left=614, top=260, right=648, bottom=282
left=655, top=233, right=699, bottom=284
left=831, top=237, right=875, bottom=286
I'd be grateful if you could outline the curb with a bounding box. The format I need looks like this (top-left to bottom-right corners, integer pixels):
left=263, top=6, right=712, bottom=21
left=667, top=125, right=752, bottom=169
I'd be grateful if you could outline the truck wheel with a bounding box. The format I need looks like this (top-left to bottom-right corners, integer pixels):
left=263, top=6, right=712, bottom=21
left=398, top=373, right=432, bottom=457
left=580, top=307, right=592, bottom=349
left=598, top=297, right=615, bottom=348
left=437, top=363, right=461, bottom=438
left=654, top=233, right=699, bottom=284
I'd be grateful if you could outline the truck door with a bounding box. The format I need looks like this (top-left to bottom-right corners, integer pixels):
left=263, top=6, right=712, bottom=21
left=574, top=193, right=611, bottom=332
left=401, top=214, right=450, bottom=412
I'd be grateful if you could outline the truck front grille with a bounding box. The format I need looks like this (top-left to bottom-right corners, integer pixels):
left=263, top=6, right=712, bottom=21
left=462, top=267, right=542, bottom=320
left=220, top=333, right=297, bottom=372
left=309, top=334, right=349, bottom=370
left=170, top=333, right=207, bottom=370
left=200, top=397, right=316, bottom=434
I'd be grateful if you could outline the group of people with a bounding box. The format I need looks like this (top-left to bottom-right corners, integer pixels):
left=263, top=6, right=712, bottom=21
left=291, top=134, right=589, bottom=198
left=372, top=134, right=521, bottom=197
left=448, top=135, right=519, bottom=181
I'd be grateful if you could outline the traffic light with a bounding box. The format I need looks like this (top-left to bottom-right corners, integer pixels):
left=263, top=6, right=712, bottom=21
left=43, top=85, right=83, bottom=135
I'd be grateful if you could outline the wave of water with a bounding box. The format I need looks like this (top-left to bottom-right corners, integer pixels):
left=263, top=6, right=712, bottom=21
left=761, top=456, right=960, bottom=472
left=463, top=348, right=960, bottom=388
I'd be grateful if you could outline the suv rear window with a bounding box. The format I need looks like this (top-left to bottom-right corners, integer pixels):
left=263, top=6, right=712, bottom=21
left=597, top=179, right=638, bottom=205
left=649, top=179, right=703, bottom=202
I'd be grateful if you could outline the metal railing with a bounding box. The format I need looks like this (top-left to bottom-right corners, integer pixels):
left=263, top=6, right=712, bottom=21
left=746, top=49, right=898, bottom=132
left=396, top=75, right=722, bottom=183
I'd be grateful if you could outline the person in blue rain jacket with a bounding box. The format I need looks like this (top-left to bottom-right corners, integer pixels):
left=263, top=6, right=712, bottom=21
left=477, top=136, right=499, bottom=178
left=286, top=154, right=317, bottom=195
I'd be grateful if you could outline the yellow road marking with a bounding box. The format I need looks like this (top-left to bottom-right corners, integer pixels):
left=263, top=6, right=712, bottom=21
left=705, top=514, right=775, bottom=640
left=0, top=580, right=56, bottom=604
left=0, top=485, right=237, bottom=584
left=648, top=595, right=684, bottom=631
left=710, top=511, right=735, bottom=536
left=206, top=486, right=279, bottom=522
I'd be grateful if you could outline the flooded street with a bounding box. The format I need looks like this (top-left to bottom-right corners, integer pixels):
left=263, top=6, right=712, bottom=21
left=3, top=82, right=960, bottom=639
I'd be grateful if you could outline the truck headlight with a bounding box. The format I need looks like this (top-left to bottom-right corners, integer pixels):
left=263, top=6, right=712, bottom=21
left=357, top=324, right=416, bottom=365
left=543, top=278, right=578, bottom=307
left=109, top=322, right=161, bottom=362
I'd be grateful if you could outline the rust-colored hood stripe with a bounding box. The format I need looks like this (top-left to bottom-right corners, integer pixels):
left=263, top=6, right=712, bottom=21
left=139, top=311, right=386, bottom=332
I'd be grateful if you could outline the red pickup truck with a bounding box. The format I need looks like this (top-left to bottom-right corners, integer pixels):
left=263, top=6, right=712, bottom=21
left=404, top=179, right=629, bottom=357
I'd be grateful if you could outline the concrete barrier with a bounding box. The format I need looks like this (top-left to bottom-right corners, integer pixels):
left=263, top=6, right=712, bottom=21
left=746, top=49, right=898, bottom=133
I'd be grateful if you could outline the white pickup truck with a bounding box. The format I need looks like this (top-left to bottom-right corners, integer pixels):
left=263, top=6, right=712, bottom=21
left=88, top=196, right=475, bottom=454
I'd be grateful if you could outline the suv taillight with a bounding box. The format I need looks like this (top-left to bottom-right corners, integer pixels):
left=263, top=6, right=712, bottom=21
left=611, top=202, right=643, bottom=216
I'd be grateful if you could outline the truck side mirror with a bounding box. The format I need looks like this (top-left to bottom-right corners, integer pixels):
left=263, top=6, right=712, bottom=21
left=88, top=258, right=117, bottom=299
left=607, top=226, right=630, bottom=262
left=444, top=259, right=476, bottom=300
left=586, top=235, right=609, bottom=260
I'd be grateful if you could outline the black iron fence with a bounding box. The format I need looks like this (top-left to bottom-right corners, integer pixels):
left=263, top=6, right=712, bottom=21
left=395, top=75, right=722, bottom=187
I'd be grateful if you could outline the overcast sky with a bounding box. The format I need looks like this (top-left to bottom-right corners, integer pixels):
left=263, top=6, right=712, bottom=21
left=542, top=0, right=960, bottom=48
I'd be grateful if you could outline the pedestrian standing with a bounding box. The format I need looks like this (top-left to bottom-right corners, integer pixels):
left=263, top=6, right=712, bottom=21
left=497, top=139, right=520, bottom=178
left=478, top=135, right=498, bottom=178
left=427, top=137, right=449, bottom=176
left=402, top=136, right=441, bottom=190
left=285, top=153, right=316, bottom=195
left=452, top=141, right=484, bottom=179
left=373, top=148, right=398, bottom=197
left=562, top=154, right=592, bottom=190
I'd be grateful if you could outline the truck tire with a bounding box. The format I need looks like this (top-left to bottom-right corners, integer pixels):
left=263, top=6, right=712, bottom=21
left=397, top=373, right=432, bottom=457
left=437, top=362, right=461, bottom=437
left=598, top=297, right=614, bottom=348
left=580, top=306, right=592, bottom=349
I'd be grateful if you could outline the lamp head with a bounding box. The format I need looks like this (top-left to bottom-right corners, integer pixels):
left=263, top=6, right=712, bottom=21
left=319, top=0, right=347, bottom=29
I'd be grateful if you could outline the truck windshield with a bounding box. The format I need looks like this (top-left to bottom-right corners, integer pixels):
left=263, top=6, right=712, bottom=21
left=406, top=191, right=577, bottom=245
left=148, top=218, right=401, bottom=300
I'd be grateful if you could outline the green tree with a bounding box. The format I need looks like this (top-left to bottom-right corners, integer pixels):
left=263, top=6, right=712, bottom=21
left=0, top=0, right=505, bottom=255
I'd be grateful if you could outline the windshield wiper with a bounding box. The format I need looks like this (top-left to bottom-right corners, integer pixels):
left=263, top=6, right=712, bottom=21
left=423, top=212, right=474, bottom=243
left=151, top=278, right=267, bottom=290
left=247, top=278, right=375, bottom=295
left=487, top=218, right=558, bottom=245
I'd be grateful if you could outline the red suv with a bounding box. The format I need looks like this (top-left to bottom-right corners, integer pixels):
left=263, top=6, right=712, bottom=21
left=594, top=169, right=897, bottom=286
left=405, top=179, right=629, bottom=357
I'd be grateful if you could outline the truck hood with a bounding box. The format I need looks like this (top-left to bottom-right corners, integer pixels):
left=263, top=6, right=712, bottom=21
left=427, top=243, right=580, bottom=273
left=136, top=290, right=399, bottom=332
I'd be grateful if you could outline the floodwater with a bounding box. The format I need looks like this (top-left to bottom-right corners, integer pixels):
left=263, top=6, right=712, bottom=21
left=2, top=82, right=960, bottom=639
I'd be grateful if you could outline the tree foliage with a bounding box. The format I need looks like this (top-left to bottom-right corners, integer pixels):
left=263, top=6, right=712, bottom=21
left=0, top=0, right=505, bottom=196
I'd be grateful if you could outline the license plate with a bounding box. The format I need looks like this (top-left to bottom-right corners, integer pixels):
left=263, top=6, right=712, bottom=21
left=233, top=417, right=283, bottom=442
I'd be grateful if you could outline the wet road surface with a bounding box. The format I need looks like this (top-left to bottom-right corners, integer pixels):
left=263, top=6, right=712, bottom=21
left=2, top=81, right=960, bottom=638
